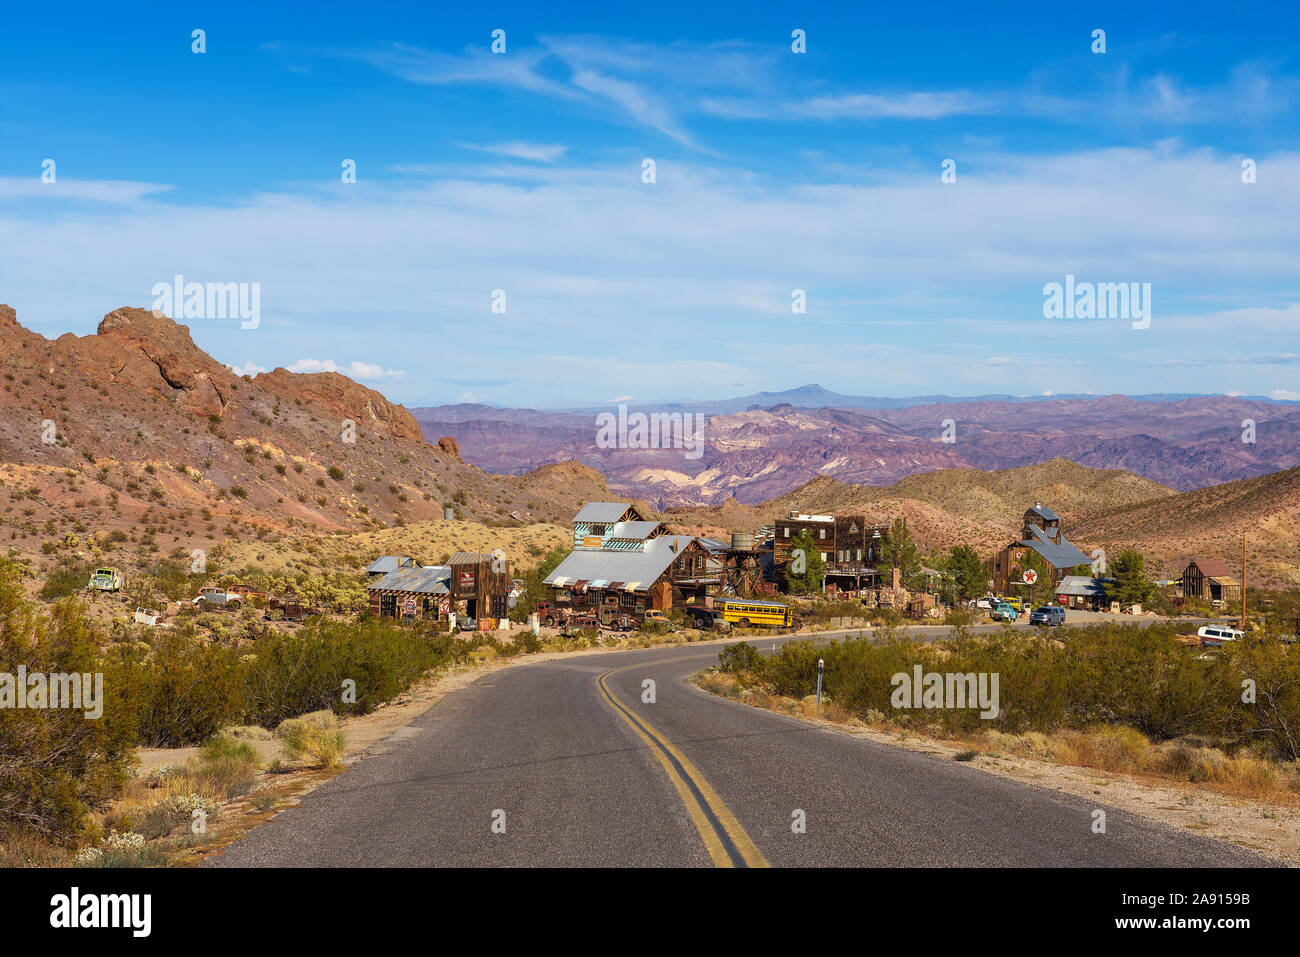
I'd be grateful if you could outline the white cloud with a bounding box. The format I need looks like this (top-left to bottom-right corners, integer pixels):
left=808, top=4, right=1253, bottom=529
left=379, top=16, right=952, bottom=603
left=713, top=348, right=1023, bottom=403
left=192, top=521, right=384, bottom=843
left=228, top=361, right=268, bottom=377
left=459, top=141, right=568, bottom=163
left=6, top=144, right=1300, bottom=403
left=0, top=177, right=174, bottom=203
left=287, top=358, right=406, bottom=380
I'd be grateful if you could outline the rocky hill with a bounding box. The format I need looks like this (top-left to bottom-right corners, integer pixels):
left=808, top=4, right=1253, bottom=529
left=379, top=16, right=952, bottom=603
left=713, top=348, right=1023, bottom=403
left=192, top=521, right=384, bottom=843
left=0, top=305, right=590, bottom=574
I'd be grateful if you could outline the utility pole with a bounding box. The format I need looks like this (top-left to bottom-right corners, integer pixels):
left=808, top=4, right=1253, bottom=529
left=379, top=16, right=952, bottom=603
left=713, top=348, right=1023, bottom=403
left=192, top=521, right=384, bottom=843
left=1241, top=533, right=1247, bottom=631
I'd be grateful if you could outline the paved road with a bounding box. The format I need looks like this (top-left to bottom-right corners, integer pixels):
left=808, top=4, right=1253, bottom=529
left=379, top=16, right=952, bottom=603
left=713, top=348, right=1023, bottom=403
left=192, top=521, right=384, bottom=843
left=208, top=636, right=1271, bottom=868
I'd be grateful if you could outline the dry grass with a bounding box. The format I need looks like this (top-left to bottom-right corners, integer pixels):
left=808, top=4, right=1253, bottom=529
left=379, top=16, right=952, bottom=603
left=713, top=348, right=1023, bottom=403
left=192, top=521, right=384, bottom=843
left=277, top=710, right=347, bottom=769
left=220, top=520, right=570, bottom=576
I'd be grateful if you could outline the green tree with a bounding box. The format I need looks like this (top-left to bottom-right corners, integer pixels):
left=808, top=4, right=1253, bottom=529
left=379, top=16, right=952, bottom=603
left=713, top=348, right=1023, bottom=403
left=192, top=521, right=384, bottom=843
left=1102, top=549, right=1155, bottom=607
left=944, top=545, right=988, bottom=601
left=785, top=528, right=826, bottom=594
left=880, top=517, right=921, bottom=587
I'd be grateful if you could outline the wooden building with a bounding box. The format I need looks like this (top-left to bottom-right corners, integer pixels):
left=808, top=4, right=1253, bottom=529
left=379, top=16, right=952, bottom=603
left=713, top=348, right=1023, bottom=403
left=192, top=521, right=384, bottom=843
left=773, top=511, right=888, bottom=592
left=366, top=565, right=451, bottom=620
left=546, top=535, right=717, bottom=615
left=1180, top=558, right=1241, bottom=604
left=448, top=551, right=512, bottom=622
left=989, top=502, right=1091, bottom=594
left=571, top=502, right=657, bottom=551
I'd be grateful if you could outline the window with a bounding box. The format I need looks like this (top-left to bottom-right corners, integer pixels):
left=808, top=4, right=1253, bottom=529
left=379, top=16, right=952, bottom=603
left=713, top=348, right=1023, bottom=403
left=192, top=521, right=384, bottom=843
left=591, top=524, right=606, bottom=536
left=783, top=527, right=790, bottom=538
left=818, top=529, right=826, bottom=539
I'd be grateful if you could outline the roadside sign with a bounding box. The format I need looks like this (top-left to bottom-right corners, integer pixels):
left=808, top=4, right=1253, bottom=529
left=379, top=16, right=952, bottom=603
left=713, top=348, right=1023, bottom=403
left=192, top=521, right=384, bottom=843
left=1023, top=570, right=1038, bottom=585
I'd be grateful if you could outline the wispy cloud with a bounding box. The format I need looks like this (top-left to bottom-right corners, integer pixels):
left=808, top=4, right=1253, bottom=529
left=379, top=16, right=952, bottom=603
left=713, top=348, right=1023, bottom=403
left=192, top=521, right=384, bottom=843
left=459, top=141, right=568, bottom=163
left=0, top=177, right=174, bottom=203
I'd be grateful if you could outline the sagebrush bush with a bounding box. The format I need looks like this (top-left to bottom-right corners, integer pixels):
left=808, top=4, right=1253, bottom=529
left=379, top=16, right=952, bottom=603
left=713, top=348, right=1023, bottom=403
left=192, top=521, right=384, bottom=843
left=0, top=562, right=137, bottom=843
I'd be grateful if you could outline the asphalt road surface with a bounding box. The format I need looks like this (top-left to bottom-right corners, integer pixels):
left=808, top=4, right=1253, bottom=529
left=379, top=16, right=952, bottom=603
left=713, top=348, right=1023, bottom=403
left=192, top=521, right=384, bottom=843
left=208, top=634, right=1271, bottom=868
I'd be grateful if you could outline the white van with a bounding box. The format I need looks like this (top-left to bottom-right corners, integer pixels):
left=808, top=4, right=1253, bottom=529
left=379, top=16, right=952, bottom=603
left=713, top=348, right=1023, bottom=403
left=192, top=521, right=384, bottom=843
left=1197, top=624, right=1244, bottom=643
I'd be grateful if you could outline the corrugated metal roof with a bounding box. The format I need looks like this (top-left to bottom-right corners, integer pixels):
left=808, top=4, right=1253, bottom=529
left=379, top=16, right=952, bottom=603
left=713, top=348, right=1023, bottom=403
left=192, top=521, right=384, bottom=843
left=448, top=551, right=493, bottom=564
left=365, top=555, right=412, bottom=574
left=545, top=535, right=697, bottom=592
left=607, top=520, right=663, bottom=540
left=1018, top=526, right=1090, bottom=569
left=367, top=565, right=451, bottom=594
left=1056, top=575, right=1106, bottom=596
left=573, top=502, right=641, bottom=523
left=1027, top=504, right=1060, bottom=522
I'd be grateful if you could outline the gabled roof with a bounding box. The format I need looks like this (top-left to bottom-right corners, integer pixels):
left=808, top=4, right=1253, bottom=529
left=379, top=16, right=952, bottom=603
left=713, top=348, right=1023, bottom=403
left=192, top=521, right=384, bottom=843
left=1187, top=557, right=1231, bottom=577
left=1027, top=503, right=1060, bottom=522
left=1018, top=525, right=1090, bottom=570
left=606, top=520, right=664, bottom=540
left=366, top=555, right=412, bottom=574
left=367, top=565, right=451, bottom=595
left=573, top=502, right=645, bottom=524
left=545, top=535, right=699, bottom=593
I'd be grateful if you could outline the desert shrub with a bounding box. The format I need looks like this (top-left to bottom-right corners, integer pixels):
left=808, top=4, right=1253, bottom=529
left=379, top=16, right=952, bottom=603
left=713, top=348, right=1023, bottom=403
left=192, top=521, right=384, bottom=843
left=108, top=634, right=244, bottom=747
left=739, top=624, right=1300, bottom=757
left=277, top=711, right=347, bottom=769
left=38, top=560, right=95, bottom=601
left=192, top=735, right=260, bottom=797
left=717, top=641, right=763, bottom=675
left=240, top=619, right=463, bottom=726
left=0, top=563, right=137, bottom=843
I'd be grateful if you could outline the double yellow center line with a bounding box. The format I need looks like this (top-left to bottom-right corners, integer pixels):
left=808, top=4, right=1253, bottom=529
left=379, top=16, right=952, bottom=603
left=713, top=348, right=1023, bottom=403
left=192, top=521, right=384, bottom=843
left=596, top=666, right=769, bottom=868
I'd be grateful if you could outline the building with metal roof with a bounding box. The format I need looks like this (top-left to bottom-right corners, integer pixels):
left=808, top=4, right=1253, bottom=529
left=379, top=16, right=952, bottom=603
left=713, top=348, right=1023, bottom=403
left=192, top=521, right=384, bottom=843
left=572, top=502, right=648, bottom=524
left=1054, top=574, right=1110, bottom=610
left=365, top=555, right=414, bottom=577
left=989, top=503, right=1092, bottom=594
left=366, top=565, right=451, bottom=618
left=1180, top=557, right=1241, bottom=603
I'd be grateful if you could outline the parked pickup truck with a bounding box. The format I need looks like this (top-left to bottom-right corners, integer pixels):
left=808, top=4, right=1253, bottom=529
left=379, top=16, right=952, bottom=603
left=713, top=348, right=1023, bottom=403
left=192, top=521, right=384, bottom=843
left=990, top=601, right=1019, bottom=622
left=1029, top=605, right=1066, bottom=627
left=192, top=587, right=244, bottom=609
left=686, top=607, right=732, bottom=632
left=562, top=613, right=602, bottom=635
left=87, top=567, right=124, bottom=593
left=600, top=611, right=638, bottom=632
left=535, top=601, right=568, bottom=627
left=641, top=609, right=681, bottom=632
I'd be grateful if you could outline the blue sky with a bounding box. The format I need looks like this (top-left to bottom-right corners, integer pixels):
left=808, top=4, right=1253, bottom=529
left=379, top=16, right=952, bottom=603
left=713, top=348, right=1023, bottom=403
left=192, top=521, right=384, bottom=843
left=2, top=1, right=1298, bottom=406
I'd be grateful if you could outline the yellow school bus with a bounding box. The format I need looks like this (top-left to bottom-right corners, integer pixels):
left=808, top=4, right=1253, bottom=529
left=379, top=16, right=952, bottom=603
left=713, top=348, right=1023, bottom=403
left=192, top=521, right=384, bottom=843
left=718, top=598, right=793, bottom=628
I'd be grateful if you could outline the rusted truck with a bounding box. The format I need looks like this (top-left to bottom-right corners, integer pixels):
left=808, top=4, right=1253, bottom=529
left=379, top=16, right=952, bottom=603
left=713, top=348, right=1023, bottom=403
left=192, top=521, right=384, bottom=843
left=87, top=567, right=124, bottom=593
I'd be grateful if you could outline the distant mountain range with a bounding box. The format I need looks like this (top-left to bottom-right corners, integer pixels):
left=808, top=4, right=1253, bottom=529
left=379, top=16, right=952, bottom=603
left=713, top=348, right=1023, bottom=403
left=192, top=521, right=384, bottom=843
left=410, top=389, right=1300, bottom=506
left=427, top=383, right=1299, bottom=418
